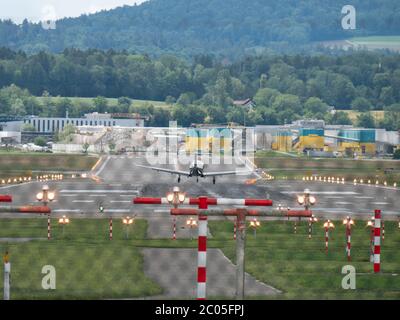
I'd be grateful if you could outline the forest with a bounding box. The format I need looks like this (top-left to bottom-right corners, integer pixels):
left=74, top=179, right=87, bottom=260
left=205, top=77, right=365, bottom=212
left=0, top=0, right=399, bottom=57
left=0, top=48, right=400, bottom=130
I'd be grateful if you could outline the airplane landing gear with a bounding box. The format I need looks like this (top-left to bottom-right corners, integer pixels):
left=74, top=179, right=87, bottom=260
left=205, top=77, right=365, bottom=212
left=178, top=176, right=181, bottom=183
left=213, top=176, right=216, bottom=184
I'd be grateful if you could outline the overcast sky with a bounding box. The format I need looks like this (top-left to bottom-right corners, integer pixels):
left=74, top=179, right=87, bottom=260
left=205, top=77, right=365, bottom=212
left=0, top=0, right=147, bottom=23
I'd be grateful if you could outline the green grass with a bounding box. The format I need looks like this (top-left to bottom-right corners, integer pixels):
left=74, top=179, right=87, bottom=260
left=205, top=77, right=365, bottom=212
left=0, top=153, right=98, bottom=179
left=1, top=218, right=399, bottom=299
left=255, top=152, right=400, bottom=183
left=348, top=36, right=400, bottom=51
left=338, top=110, right=385, bottom=123
left=0, top=219, right=162, bottom=299
left=209, top=220, right=400, bottom=299
left=35, top=96, right=169, bottom=109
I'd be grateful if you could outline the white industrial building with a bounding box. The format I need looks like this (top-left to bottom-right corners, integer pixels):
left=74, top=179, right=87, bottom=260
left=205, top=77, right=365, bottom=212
left=22, top=113, right=145, bottom=133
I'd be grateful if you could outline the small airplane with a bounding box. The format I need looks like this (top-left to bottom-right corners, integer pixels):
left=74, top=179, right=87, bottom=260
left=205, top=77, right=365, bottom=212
left=136, top=155, right=250, bottom=184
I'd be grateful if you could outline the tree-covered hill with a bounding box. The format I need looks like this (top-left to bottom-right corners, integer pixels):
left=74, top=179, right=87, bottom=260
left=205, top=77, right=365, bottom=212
left=0, top=0, right=399, bottom=57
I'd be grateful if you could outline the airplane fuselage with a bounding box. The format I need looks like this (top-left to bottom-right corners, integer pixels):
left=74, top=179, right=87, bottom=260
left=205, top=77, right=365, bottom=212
left=189, top=160, right=205, bottom=177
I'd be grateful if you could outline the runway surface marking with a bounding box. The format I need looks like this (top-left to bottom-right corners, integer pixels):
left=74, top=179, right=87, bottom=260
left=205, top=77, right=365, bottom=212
left=72, top=200, right=94, bottom=203
left=60, top=189, right=139, bottom=193
left=53, top=209, right=81, bottom=212
left=281, top=191, right=359, bottom=195
left=110, top=200, right=131, bottom=203
left=94, top=156, right=111, bottom=176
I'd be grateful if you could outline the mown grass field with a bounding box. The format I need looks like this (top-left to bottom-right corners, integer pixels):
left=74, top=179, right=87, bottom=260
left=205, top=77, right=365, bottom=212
left=348, top=36, right=400, bottom=52
left=255, top=151, right=400, bottom=183
left=0, top=219, right=162, bottom=299
left=0, top=152, right=98, bottom=179
left=0, top=218, right=399, bottom=299
left=339, top=110, right=385, bottom=123
left=35, top=96, right=169, bottom=109
left=209, top=220, right=400, bottom=299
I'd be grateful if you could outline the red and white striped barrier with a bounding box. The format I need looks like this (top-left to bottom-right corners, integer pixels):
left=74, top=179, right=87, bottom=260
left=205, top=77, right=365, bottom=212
left=197, top=197, right=208, bottom=300
left=0, top=206, right=51, bottom=214
left=109, top=218, right=113, bottom=240
left=0, top=195, right=12, bottom=202
left=374, top=210, right=381, bottom=273
left=134, top=197, right=273, bottom=207
left=47, top=215, right=51, bottom=240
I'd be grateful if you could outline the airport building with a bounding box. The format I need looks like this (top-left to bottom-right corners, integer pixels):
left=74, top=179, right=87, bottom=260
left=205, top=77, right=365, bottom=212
left=22, top=113, right=146, bottom=133
left=256, top=120, right=400, bottom=157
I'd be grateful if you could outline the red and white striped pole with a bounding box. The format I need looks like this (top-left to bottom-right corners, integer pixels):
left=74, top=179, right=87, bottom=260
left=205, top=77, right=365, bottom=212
left=374, top=210, right=381, bottom=273
left=172, top=216, right=177, bottom=240
left=47, top=215, right=51, bottom=240
left=109, top=218, right=113, bottom=240
left=346, top=225, right=351, bottom=261
left=197, top=196, right=208, bottom=300
left=325, top=226, right=329, bottom=254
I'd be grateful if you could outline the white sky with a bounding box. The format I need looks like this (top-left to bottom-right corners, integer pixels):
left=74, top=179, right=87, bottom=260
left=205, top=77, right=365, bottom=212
left=0, top=0, right=147, bottom=23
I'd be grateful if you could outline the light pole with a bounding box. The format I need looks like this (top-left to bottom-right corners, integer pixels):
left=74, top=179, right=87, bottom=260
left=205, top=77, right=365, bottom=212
left=166, top=186, right=186, bottom=240
left=367, top=217, right=375, bottom=262
left=36, top=185, right=55, bottom=240
left=343, top=216, right=355, bottom=261
left=249, top=218, right=261, bottom=238
left=58, top=215, right=70, bottom=238
left=186, top=217, right=198, bottom=240
left=323, top=220, right=335, bottom=254
left=122, top=216, right=134, bottom=239
left=297, top=189, right=316, bottom=235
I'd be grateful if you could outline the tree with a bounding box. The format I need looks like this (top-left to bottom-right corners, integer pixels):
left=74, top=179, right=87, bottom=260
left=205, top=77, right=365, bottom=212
left=56, top=124, right=76, bottom=142
left=93, top=96, right=108, bottom=113
left=351, top=97, right=373, bottom=112
left=356, top=113, right=375, bottom=128
left=304, top=97, right=328, bottom=119
left=21, top=123, right=36, bottom=132
left=82, top=142, right=90, bottom=154
left=254, top=88, right=280, bottom=107
left=325, top=111, right=352, bottom=125
left=108, top=141, right=116, bottom=153
left=393, top=149, right=400, bottom=160
left=34, top=136, right=47, bottom=147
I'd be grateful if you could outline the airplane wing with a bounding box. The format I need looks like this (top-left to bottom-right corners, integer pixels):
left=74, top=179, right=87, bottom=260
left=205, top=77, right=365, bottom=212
left=203, top=170, right=251, bottom=177
left=136, top=164, right=190, bottom=176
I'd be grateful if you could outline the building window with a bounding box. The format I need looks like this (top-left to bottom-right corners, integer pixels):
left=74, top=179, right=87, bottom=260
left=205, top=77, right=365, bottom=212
left=113, top=121, right=116, bottom=126
left=47, top=120, right=50, bottom=132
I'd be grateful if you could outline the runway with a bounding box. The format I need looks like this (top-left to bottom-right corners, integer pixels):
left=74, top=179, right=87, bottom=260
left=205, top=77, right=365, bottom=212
left=0, top=153, right=399, bottom=220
